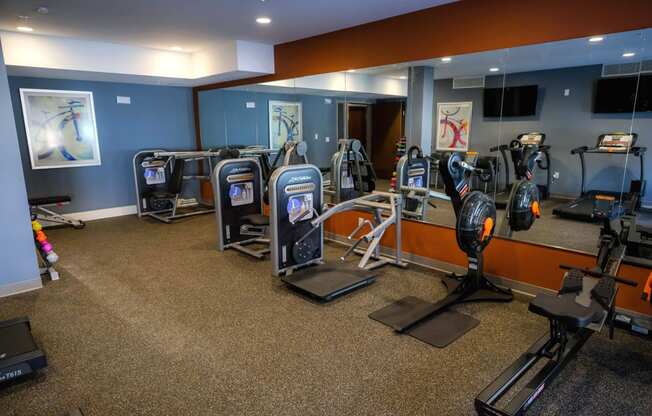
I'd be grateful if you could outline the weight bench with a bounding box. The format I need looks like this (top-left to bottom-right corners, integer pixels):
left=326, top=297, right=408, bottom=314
left=29, top=196, right=85, bottom=229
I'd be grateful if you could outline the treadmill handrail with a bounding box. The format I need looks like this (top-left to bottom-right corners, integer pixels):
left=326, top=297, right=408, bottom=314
left=571, top=146, right=589, bottom=154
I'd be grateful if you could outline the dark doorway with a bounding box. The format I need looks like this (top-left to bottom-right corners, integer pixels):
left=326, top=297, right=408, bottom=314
left=347, top=105, right=367, bottom=142
left=371, top=101, right=405, bottom=179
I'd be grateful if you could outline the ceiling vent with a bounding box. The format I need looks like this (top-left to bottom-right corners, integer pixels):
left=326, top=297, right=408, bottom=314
left=453, top=76, right=485, bottom=89
left=601, top=61, right=652, bottom=77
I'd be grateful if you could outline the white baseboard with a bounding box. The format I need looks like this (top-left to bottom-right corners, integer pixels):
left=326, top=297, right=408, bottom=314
left=67, top=205, right=137, bottom=222
left=0, top=277, right=42, bottom=298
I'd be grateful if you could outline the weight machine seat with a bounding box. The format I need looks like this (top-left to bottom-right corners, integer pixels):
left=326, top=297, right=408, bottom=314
left=529, top=293, right=597, bottom=329
left=29, top=196, right=71, bottom=206
left=241, top=213, right=270, bottom=226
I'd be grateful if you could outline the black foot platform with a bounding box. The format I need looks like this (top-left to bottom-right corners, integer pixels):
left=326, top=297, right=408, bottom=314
left=281, top=264, right=376, bottom=302
left=0, top=317, right=47, bottom=385
left=369, top=275, right=512, bottom=347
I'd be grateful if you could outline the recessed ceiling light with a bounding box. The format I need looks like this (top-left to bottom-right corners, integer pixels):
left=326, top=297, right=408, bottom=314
left=441, top=57, right=452, bottom=62
left=256, top=17, right=271, bottom=24
left=16, top=26, right=33, bottom=32
left=589, top=36, right=604, bottom=43
left=399, top=76, right=407, bottom=80
left=622, top=52, right=636, bottom=58
left=36, top=6, right=49, bottom=15
left=170, top=46, right=183, bottom=51
left=347, top=69, right=356, bottom=73
left=489, top=67, right=500, bottom=72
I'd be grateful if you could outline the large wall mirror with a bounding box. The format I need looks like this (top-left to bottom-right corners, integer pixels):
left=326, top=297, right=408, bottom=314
left=197, top=27, right=651, bottom=255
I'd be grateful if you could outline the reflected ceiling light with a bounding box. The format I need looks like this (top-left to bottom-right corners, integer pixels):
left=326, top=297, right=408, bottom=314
left=16, top=26, right=33, bottom=32
left=441, top=57, right=452, bottom=62
left=256, top=17, right=271, bottom=24
left=347, top=69, right=356, bottom=72
left=589, top=36, right=604, bottom=43
left=489, top=67, right=500, bottom=72
left=399, top=76, right=407, bottom=80
left=170, top=46, right=183, bottom=51
left=622, top=52, right=636, bottom=58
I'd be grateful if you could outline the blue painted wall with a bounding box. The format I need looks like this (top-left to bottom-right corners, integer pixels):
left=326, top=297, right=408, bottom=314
left=198, top=89, right=339, bottom=168
left=0, top=44, right=40, bottom=290
left=434, top=65, right=652, bottom=203
left=9, top=76, right=196, bottom=213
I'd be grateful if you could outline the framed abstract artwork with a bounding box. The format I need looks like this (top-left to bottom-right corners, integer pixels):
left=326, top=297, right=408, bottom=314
left=20, top=88, right=101, bottom=169
left=268, top=100, right=302, bottom=150
left=436, top=101, right=472, bottom=152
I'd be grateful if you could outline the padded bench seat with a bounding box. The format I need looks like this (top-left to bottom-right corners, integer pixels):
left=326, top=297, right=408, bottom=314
left=241, top=214, right=270, bottom=226
left=528, top=293, right=598, bottom=329
left=29, top=196, right=71, bottom=206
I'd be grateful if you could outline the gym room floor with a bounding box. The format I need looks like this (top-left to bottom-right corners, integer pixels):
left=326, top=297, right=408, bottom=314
left=0, top=215, right=650, bottom=416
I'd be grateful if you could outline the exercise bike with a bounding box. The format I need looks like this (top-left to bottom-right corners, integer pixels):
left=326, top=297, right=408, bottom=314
left=370, top=151, right=513, bottom=347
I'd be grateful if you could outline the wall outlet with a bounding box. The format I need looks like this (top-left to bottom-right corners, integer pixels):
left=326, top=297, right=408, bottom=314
left=246, top=102, right=256, bottom=109
left=325, top=136, right=330, bottom=143
left=553, top=171, right=560, bottom=181
left=563, top=89, right=570, bottom=96
left=116, top=96, right=131, bottom=104
left=314, top=133, right=319, bottom=140
left=324, top=98, right=332, bottom=104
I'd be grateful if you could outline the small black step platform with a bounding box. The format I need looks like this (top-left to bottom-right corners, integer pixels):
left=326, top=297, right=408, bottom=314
left=281, top=264, right=376, bottom=302
left=0, top=317, right=47, bottom=385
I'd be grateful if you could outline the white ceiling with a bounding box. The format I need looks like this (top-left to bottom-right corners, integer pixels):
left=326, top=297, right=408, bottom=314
left=359, top=28, right=652, bottom=80
left=0, top=0, right=455, bottom=52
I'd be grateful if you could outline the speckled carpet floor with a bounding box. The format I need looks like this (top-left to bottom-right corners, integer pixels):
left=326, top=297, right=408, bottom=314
left=0, top=215, right=650, bottom=416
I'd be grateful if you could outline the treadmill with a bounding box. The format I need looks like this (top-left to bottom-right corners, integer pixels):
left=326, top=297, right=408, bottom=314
left=553, top=133, right=646, bottom=222
left=0, top=317, right=47, bottom=385
left=491, top=132, right=551, bottom=208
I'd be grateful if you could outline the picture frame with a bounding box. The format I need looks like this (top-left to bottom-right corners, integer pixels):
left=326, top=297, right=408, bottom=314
left=20, top=88, right=101, bottom=169
left=268, top=100, right=302, bottom=150
left=436, top=101, right=473, bottom=152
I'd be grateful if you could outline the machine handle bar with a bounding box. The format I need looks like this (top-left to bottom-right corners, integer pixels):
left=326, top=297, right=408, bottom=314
left=559, top=264, right=638, bottom=287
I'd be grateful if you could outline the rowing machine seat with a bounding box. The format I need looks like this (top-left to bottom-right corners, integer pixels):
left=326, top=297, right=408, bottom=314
left=29, top=196, right=71, bottom=206
left=529, top=294, right=597, bottom=329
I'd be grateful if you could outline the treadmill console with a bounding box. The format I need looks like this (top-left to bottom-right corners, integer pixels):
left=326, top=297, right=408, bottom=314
left=518, top=132, right=545, bottom=146
left=597, top=133, right=637, bottom=152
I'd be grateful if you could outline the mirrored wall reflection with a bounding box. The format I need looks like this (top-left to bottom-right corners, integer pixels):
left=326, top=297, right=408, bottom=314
left=196, top=26, right=652, bottom=255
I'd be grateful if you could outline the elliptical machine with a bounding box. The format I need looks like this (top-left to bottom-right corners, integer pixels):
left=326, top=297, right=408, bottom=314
left=325, top=139, right=376, bottom=203
left=370, top=152, right=513, bottom=347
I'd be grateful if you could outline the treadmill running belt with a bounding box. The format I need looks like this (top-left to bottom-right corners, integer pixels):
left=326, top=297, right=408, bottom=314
left=282, top=264, right=376, bottom=302
left=0, top=322, right=38, bottom=358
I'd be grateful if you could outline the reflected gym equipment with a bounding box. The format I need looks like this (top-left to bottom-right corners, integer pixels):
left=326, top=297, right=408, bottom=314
left=553, top=133, right=646, bottom=222
left=491, top=132, right=551, bottom=209
left=370, top=152, right=513, bottom=347
left=324, top=139, right=376, bottom=203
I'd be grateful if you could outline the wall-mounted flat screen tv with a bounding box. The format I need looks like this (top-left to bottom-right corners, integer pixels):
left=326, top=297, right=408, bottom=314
left=594, top=74, right=652, bottom=113
left=483, top=85, right=538, bottom=117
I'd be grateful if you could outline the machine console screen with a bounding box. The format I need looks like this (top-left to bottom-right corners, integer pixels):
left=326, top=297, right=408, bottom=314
left=287, top=193, right=314, bottom=223
left=520, top=134, right=543, bottom=145
left=599, top=134, right=634, bottom=151
left=229, top=182, right=254, bottom=206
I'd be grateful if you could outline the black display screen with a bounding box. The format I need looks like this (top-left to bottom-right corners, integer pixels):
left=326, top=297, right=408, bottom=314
left=483, top=85, right=538, bottom=117
left=594, top=74, right=652, bottom=113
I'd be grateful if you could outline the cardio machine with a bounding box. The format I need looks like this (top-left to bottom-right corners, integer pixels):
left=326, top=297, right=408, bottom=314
left=491, top=133, right=551, bottom=209
left=476, top=215, right=638, bottom=416
left=369, top=152, right=513, bottom=347
left=553, top=133, right=646, bottom=222
left=0, top=317, right=47, bottom=387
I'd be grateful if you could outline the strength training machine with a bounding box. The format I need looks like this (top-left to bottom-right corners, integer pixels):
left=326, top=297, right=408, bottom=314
left=133, top=150, right=217, bottom=223
left=395, top=145, right=450, bottom=220
left=370, top=152, right=513, bottom=347
left=269, top=164, right=405, bottom=301
left=476, top=214, right=638, bottom=416
left=553, top=133, right=646, bottom=222
left=325, top=139, right=376, bottom=203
